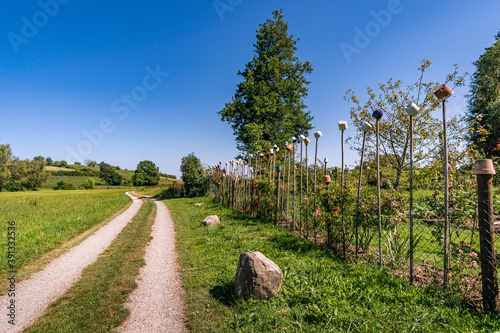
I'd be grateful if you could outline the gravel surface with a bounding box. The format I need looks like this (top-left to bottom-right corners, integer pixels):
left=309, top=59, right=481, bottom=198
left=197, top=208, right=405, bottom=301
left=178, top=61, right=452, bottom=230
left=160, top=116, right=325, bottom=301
left=0, top=192, right=142, bottom=333
left=118, top=198, right=189, bottom=333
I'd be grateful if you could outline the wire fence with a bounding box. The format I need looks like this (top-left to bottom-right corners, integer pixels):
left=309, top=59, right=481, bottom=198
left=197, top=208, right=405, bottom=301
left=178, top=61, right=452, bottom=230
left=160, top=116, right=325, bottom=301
left=206, top=158, right=500, bottom=312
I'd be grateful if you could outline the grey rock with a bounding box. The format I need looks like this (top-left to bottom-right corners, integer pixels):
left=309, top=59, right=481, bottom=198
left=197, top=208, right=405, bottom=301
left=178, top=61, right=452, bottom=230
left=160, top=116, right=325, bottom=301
left=234, top=250, right=283, bottom=299
left=202, top=215, right=220, bottom=227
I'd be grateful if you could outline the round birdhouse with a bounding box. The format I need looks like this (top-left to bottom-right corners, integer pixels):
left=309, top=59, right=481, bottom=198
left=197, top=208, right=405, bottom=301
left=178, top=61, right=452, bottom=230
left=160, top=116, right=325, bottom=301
left=304, top=137, right=311, bottom=144
left=324, top=157, right=328, bottom=163
left=286, top=143, right=293, bottom=151
left=292, top=136, right=297, bottom=143
left=314, top=130, right=322, bottom=139
left=372, top=109, right=384, bottom=119
left=298, top=135, right=305, bottom=142
left=276, top=165, right=282, bottom=172
left=323, top=175, right=331, bottom=184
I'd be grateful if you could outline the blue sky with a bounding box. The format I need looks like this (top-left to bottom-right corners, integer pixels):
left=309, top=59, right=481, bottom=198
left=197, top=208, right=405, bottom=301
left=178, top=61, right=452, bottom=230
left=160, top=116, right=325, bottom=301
left=1, top=1, right=499, bottom=176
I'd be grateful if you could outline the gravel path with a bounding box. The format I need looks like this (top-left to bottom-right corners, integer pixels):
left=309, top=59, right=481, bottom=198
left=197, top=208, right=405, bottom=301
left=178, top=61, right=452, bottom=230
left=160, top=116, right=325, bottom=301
left=118, top=198, right=188, bottom=333
left=0, top=192, right=143, bottom=333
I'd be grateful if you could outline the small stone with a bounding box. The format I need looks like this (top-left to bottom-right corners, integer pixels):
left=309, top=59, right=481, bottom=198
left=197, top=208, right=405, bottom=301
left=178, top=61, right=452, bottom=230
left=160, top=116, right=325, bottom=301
left=202, top=215, right=220, bottom=227
left=234, top=250, right=283, bottom=299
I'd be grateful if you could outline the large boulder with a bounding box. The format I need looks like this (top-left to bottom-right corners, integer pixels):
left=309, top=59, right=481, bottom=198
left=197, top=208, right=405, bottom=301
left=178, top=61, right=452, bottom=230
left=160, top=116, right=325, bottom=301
left=234, top=250, right=283, bottom=299
left=202, top=215, right=220, bottom=227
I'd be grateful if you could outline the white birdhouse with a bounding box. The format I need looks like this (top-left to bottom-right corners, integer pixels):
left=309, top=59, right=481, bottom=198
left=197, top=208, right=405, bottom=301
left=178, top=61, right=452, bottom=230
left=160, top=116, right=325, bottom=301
left=314, top=130, right=322, bottom=139
left=361, top=122, right=372, bottom=133
left=406, top=102, right=420, bottom=116
left=338, top=120, right=348, bottom=131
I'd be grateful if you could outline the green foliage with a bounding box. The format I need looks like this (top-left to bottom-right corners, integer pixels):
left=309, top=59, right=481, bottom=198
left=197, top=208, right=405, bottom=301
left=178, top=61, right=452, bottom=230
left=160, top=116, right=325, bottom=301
left=85, top=159, right=98, bottom=167
left=99, top=162, right=123, bottom=185
left=180, top=153, right=205, bottom=197
left=53, top=160, right=68, bottom=167
left=54, top=180, right=76, bottom=190
left=0, top=144, right=12, bottom=190
left=467, top=31, right=500, bottom=156
left=132, top=160, right=160, bottom=186
left=218, top=9, right=313, bottom=154
left=45, top=156, right=53, bottom=166
left=344, top=59, right=467, bottom=189
left=84, top=178, right=95, bottom=189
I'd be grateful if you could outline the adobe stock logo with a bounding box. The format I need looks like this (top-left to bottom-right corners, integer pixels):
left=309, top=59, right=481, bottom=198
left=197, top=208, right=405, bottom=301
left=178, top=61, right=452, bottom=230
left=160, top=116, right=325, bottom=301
left=213, top=0, right=244, bottom=21
left=65, top=65, right=169, bottom=163
left=339, top=0, right=404, bottom=64
left=8, top=0, right=72, bottom=54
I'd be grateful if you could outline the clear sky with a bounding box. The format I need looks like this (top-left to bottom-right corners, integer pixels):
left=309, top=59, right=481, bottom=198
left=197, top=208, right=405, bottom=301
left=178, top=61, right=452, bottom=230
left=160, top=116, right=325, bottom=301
left=1, top=0, right=499, bottom=176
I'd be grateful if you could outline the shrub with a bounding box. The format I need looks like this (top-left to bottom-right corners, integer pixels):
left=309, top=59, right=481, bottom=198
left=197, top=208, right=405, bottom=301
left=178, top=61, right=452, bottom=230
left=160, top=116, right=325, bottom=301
left=5, top=181, right=22, bottom=192
left=84, top=178, right=95, bottom=189
left=54, top=181, right=76, bottom=190
left=99, top=162, right=122, bottom=185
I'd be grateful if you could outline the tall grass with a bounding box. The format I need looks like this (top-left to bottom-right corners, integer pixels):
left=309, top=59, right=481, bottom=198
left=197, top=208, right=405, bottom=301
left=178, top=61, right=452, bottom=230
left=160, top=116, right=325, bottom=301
left=167, top=196, right=500, bottom=332
left=0, top=190, right=130, bottom=276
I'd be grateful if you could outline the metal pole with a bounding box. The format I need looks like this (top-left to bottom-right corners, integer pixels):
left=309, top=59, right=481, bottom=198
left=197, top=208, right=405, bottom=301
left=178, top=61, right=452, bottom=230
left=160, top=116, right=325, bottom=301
left=287, top=149, right=291, bottom=222
left=443, top=100, right=450, bottom=287
left=355, top=132, right=367, bottom=258
left=409, top=115, right=414, bottom=283
left=300, top=141, right=304, bottom=237
left=276, top=168, right=281, bottom=225
left=293, top=142, right=297, bottom=232
left=314, top=137, right=319, bottom=191
left=305, top=140, right=309, bottom=238
left=341, top=129, right=346, bottom=258
left=376, top=119, right=382, bottom=266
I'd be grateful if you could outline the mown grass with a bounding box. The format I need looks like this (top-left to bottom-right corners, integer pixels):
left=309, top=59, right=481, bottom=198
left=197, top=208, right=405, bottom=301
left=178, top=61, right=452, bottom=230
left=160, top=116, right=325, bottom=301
left=0, top=190, right=130, bottom=280
left=167, top=196, right=500, bottom=332
left=24, top=197, right=156, bottom=333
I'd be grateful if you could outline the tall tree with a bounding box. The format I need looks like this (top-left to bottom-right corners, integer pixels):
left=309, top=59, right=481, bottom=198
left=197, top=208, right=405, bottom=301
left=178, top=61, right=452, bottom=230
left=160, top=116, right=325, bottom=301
left=344, top=60, right=467, bottom=190
left=180, top=153, right=205, bottom=197
left=218, top=9, right=313, bottom=154
left=467, top=31, right=500, bottom=156
left=0, top=144, right=12, bottom=189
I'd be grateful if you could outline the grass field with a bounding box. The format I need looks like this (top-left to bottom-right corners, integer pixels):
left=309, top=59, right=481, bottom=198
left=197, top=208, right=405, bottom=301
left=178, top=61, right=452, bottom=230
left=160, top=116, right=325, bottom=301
left=165, top=195, right=500, bottom=332
left=0, top=190, right=131, bottom=282
left=42, top=164, right=180, bottom=189
left=25, top=196, right=156, bottom=333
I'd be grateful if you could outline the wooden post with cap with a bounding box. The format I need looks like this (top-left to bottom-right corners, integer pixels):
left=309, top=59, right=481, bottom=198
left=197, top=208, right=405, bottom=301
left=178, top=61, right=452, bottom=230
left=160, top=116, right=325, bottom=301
left=473, top=159, right=499, bottom=313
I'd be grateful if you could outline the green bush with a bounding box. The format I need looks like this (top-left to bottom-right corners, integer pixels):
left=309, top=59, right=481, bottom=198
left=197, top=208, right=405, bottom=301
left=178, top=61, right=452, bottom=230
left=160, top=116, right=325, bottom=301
left=5, top=181, right=22, bottom=192
left=54, top=180, right=76, bottom=190
left=84, top=178, right=95, bottom=189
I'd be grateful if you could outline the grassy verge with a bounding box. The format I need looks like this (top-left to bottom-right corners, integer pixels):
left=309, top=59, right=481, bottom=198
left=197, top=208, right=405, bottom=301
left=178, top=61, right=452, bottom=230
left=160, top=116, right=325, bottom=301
left=0, top=190, right=131, bottom=292
left=24, top=197, right=156, bottom=333
left=167, top=196, right=500, bottom=332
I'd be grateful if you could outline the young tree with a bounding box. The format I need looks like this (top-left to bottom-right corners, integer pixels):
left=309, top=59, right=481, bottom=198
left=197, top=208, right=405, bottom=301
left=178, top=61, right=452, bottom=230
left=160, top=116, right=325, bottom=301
left=218, top=9, right=313, bottom=154
left=180, top=153, right=205, bottom=197
left=467, top=31, right=500, bottom=156
left=344, top=60, right=467, bottom=190
left=132, top=160, right=160, bottom=186
left=45, top=156, right=53, bottom=166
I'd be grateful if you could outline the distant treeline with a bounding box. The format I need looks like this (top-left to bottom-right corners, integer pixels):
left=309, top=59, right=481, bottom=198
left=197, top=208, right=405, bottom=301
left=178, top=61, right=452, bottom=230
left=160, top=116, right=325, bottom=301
left=49, top=168, right=99, bottom=177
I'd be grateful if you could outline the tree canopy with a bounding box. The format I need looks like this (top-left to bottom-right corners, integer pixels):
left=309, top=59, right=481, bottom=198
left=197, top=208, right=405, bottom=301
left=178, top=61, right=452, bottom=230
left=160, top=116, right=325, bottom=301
left=180, top=153, right=205, bottom=197
left=344, top=60, right=467, bottom=190
left=467, top=31, right=500, bottom=156
left=99, top=162, right=122, bottom=186
left=218, top=9, right=313, bottom=154
left=132, top=160, right=160, bottom=186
